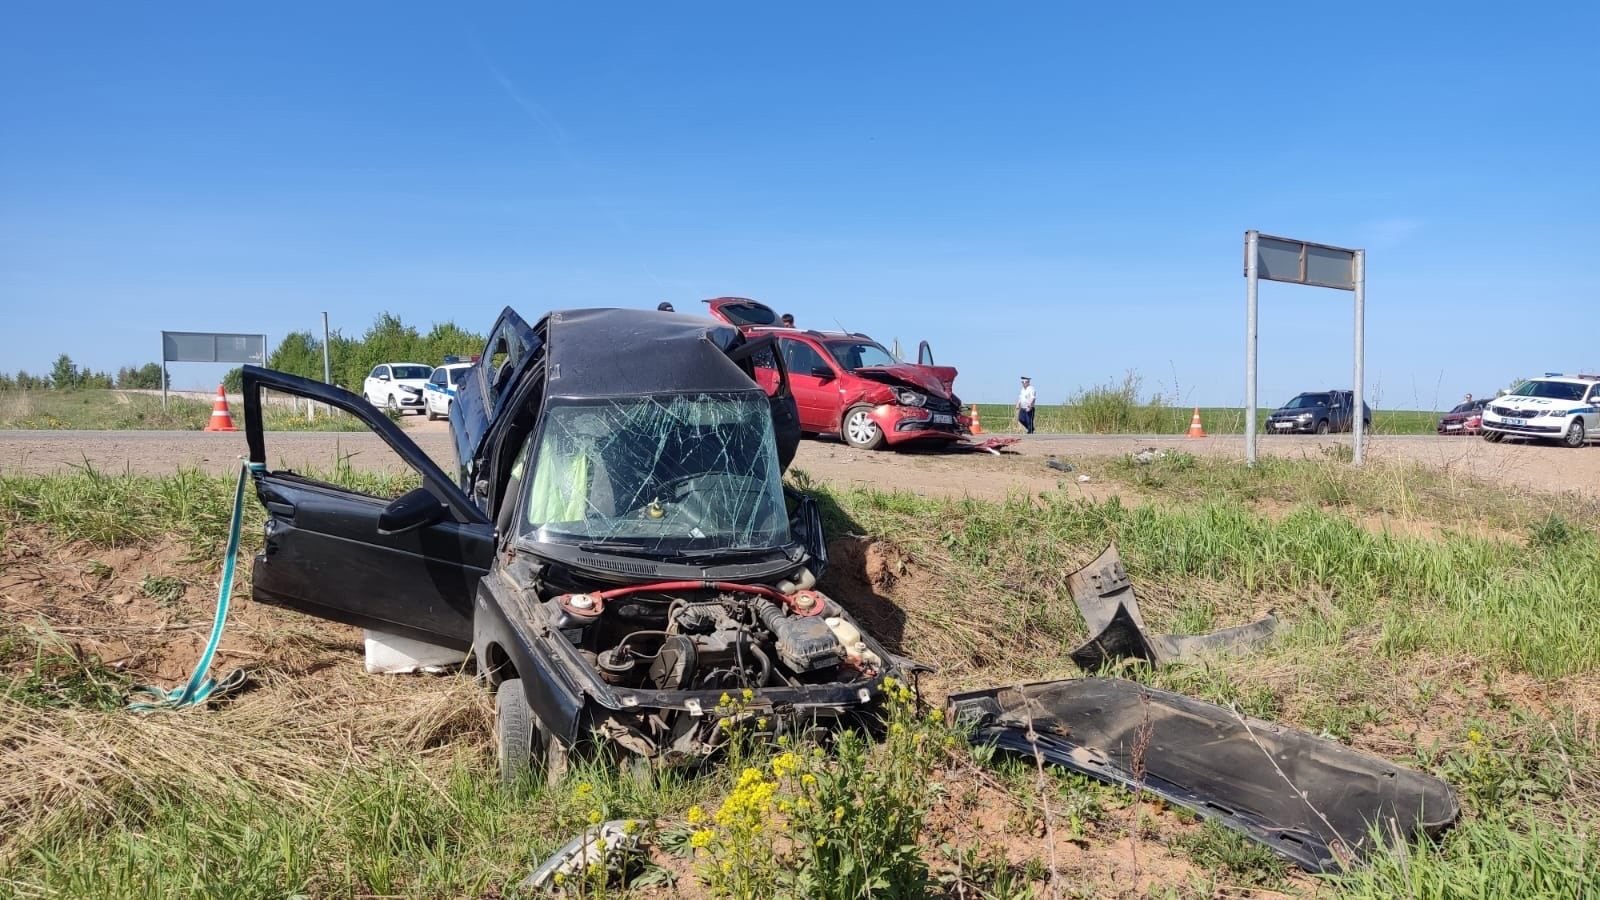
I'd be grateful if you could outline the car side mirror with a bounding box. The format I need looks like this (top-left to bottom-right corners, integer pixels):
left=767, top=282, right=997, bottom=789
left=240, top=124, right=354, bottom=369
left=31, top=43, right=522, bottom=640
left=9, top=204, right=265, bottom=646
left=377, top=487, right=448, bottom=535
left=378, top=374, right=390, bottom=381
left=810, top=365, right=835, bottom=382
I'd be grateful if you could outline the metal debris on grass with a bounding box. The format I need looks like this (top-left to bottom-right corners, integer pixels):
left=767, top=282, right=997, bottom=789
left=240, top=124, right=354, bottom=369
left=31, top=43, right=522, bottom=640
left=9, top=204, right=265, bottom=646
left=1066, top=544, right=1277, bottom=670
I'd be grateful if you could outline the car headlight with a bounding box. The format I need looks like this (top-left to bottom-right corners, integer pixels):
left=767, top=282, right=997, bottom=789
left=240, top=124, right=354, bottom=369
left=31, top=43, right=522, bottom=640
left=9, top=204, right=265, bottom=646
left=1296, top=413, right=1313, bottom=422
left=894, top=389, right=926, bottom=407
left=1544, top=409, right=1571, bottom=418
left=399, top=385, right=421, bottom=395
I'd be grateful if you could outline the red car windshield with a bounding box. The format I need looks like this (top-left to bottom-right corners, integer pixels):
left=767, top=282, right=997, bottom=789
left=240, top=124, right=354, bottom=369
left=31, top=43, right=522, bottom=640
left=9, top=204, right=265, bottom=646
left=825, top=341, right=897, bottom=371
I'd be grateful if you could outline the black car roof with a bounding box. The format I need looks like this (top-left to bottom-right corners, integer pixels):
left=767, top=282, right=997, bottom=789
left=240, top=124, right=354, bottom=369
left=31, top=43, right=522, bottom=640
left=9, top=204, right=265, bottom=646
left=542, top=308, right=762, bottom=400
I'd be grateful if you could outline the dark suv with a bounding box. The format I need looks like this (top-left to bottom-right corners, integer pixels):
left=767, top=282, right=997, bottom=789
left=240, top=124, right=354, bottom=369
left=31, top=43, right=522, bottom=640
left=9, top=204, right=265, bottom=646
left=1266, top=390, right=1372, bottom=434
left=703, top=297, right=966, bottom=450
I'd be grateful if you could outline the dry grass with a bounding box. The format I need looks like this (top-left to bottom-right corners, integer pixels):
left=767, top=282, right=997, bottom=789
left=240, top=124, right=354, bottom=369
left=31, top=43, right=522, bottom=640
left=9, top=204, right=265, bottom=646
left=0, top=660, right=490, bottom=858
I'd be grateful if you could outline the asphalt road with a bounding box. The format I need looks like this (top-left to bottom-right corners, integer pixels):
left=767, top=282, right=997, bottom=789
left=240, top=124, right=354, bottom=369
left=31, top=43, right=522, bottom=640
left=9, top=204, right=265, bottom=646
left=2, top=428, right=1595, bottom=501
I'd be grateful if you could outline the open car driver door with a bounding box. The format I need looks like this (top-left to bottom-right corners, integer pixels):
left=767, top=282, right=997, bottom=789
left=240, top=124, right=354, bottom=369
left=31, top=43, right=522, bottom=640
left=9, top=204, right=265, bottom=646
left=241, top=366, right=493, bottom=649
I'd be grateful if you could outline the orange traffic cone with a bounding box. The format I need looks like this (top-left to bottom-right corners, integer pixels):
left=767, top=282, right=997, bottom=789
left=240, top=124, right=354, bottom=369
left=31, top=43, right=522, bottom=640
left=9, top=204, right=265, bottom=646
left=205, top=385, right=237, bottom=432
left=1186, top=407, right=1206, bottom=439
left=969, top=404, right=985, bottom=435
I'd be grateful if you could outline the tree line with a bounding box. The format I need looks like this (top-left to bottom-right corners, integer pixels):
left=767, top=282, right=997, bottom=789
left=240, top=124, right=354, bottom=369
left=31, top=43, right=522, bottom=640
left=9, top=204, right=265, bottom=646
left=223, top=313, right=484, bottom=392
left=0, top=355, right=165, bottom=391
left=5, top=314, right=483, bottom=394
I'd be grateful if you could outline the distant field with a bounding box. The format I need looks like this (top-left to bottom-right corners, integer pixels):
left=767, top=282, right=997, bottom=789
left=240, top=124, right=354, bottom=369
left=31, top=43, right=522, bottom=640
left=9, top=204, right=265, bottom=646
left=971, top=403, right=1442, bottom=435
left=0, top=390, right=364, bottom=432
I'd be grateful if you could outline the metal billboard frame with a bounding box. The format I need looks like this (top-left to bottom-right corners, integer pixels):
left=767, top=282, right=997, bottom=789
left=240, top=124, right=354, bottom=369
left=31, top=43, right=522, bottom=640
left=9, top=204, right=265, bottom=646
left=160, top=331, right=268, bottom=409
left=1243, top=230, right=1366, bottom=466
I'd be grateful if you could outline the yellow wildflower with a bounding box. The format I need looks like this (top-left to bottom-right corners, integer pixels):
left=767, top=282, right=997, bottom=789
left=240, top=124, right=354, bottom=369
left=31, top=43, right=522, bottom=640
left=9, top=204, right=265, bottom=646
left=687, top=804, right=706, bottom=825
left=801, top=773, right=817, bottom=789
left=574, top=782, right=594, bottom=798
left=771, top=751, right=800, bottom=778
left=1468, top=728, right=1484, bottom=744
left=690, top=828, right=715, bottom=849
left=587, top=810, right=603, bottom=825
left=720, top=692, right=733, bottom=707
left=741, top=687, right=755, bottom=702
left=757, top=717, right=769, bottom=730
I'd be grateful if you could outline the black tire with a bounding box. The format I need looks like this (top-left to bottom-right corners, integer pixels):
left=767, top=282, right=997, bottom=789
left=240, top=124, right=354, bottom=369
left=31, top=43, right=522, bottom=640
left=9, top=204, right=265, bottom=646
left=1563, top=419, right=1586, bottom=449
left=1483, top=430, right=1504, bottom=443
left=385, top=394, right=400, bottom=416
left=495, top=678, right=538, bottom=785
left=1315, top=419, right=1330, bottom=435
left=841, top=406, right=886, bottom=450
left=426, top=405, right=439, bottom=421
left=494, top=677, right=569, bottom=785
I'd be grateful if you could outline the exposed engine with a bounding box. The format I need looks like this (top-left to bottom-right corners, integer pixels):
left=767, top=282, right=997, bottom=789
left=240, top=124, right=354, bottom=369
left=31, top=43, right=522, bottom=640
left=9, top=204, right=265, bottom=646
left=548, top=581, right=882, bottom=694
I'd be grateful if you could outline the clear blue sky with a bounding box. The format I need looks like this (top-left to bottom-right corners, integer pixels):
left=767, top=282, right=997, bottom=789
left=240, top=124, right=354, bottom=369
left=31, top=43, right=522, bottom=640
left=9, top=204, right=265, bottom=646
left=2, top=2, right=1595, bottom=404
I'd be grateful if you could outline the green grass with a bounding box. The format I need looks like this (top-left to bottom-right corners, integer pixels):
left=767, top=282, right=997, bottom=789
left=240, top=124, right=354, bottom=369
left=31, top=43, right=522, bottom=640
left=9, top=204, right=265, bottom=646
left=0, top=389, right=366, bottom=432
left=973, top=403, right=1442, bottom=435
left=4, top=463, right=1599, bottom=896
left=1100, top=450, right=1600, bottom=535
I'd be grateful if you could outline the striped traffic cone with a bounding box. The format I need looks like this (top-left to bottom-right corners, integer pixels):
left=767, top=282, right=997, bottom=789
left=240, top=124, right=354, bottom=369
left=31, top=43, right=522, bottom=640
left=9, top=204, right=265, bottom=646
left=969, top=404, right=985, bottom=435
left=204, top=385, right=237, bottom=432
left=1186, top=407, right=1206, bottom=439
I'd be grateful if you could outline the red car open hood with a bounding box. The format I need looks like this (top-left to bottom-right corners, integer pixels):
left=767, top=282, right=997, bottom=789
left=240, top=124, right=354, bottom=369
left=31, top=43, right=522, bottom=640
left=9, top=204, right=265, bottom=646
left=854, top=363, right=959, bottom=398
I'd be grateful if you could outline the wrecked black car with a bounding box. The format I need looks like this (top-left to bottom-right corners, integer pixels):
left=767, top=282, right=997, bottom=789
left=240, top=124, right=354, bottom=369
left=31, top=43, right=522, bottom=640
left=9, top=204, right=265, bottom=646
left=241, top=308, right=900, bottom=781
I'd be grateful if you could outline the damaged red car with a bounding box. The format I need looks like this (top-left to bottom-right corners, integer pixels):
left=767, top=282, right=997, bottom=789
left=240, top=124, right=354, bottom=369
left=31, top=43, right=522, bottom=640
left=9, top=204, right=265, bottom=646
left=704, top=297, right=965, bottom=450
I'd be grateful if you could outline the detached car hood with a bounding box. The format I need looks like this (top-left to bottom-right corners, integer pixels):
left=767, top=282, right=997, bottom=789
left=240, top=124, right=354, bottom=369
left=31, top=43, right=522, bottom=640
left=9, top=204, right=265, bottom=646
left=950, top=678, right=1459, bottom=873
left=853, top=364, right=958, bottom=398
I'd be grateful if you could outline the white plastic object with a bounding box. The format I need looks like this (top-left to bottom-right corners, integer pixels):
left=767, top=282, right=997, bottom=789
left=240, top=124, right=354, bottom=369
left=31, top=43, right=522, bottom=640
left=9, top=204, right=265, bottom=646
left=824, top=616, right=883, bottom=669
left=363, top=629, right=466, bottom=675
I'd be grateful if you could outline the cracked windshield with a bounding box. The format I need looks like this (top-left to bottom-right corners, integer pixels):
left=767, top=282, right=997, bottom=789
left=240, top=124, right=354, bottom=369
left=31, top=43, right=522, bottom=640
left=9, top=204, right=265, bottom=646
left=520, top=393, right=789, bottom=555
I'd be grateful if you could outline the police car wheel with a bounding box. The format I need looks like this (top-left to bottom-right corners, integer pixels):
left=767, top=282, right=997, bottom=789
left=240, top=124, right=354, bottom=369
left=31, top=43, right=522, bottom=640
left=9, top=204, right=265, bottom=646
left=1564, top=420, right=1586, bottom=449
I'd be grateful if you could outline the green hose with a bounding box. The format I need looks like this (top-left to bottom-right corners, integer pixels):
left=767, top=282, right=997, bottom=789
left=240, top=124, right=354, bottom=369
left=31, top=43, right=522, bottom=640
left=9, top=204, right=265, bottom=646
left=127, top=460, right=258, bottom=712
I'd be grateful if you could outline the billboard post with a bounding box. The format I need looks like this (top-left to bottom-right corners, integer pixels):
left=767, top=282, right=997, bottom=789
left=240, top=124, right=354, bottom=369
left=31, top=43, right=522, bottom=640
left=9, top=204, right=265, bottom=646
left=160, top=331, right=268, bottom=410
left=1242, top=231, right=1365, bottom=467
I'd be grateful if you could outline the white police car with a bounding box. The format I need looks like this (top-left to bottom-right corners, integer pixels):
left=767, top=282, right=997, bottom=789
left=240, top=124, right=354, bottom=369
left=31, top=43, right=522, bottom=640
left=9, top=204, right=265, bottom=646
left=362, top=363, right=434, bottom=415
left=1481, top=374, right=1600, bottom=448
left=423, top=360, right=474, bottom=421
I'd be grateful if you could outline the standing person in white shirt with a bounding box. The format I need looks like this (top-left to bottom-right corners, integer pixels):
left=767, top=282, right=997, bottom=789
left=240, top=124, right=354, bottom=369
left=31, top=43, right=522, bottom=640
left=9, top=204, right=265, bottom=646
left=1016, top=376, right=1037, bottom=434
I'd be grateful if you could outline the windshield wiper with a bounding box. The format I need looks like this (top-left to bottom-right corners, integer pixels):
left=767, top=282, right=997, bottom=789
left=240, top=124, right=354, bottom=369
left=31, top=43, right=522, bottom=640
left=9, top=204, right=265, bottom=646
left=575, top=540, right=675, bottom=558
left=668, top=546, right=789, bottom=561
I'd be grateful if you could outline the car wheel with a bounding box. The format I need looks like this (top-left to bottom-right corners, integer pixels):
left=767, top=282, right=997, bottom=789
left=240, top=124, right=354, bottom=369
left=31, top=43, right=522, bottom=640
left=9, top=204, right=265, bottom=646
left=1564, top=419, right=1586, bottom=448
left=1315, top=419, right=1330, bottom=435
left=385, top=394, right=400, bottom=416
left=842, top=406, right=885, bottom=450
left=495, top=677, right=539, bottom=785
left=1483, top=430, right=1503, bottom=443
left=426, top=403, right=439, bottom=421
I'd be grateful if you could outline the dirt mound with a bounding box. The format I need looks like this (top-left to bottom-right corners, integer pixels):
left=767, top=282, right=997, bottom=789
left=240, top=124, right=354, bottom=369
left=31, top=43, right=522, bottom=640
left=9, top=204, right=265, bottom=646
left=0, top=526, right=363, bottom=684
left=0, top=522, right=491, bottom=852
